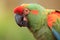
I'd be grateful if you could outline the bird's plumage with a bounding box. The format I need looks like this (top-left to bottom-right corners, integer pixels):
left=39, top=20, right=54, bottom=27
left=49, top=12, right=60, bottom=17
left=13, top=4, right=60, bottom=40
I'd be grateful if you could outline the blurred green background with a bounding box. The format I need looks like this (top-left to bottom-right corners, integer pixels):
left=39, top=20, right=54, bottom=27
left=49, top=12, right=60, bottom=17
left=0, top=0, right=60, bottom=40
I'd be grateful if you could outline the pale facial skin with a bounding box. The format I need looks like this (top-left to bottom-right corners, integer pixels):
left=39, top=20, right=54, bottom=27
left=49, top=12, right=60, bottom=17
left=23, top=8, right=30, bottom=16
left=23, top=8, right=30, bottom=22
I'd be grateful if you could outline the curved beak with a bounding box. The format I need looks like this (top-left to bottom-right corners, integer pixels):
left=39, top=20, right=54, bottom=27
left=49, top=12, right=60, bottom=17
left=15, top=14, right=23, bottom=27
left=15, top=14, right=28, bottom=27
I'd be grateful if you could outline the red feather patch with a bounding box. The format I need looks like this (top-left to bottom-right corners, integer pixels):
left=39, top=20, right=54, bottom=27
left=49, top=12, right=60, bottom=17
left=31, top=10, right=38, bottom=15
left=14, top=6, right=24, bottom=15
left=47, top=11, right=60, bottom=29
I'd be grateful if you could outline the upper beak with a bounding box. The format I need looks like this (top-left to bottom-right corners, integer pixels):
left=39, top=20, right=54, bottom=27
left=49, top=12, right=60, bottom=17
left=15, top=14, right=28, bottom=27
left=15, top=14, right=23, bottom=27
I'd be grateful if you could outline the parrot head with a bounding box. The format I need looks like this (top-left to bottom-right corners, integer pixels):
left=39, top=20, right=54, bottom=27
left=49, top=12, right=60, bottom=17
left=13, top=4, right=46, bottom=28
left=14, top=4, right=31, bottom=27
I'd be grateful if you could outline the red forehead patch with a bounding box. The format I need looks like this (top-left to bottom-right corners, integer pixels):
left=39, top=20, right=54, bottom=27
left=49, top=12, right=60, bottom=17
left=14, top=6, right=24, bottom=15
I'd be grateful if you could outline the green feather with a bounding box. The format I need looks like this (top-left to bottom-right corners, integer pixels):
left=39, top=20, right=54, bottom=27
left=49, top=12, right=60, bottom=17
left=25, top=4, right=56, bottom=40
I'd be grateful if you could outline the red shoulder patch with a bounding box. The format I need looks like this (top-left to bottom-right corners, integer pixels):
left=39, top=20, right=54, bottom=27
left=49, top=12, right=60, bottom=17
left=31, top=10, right=38, bottom=15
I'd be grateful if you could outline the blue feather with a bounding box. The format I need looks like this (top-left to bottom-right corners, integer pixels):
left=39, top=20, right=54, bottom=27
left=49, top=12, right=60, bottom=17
left=52, top=28, right=60, bottom=40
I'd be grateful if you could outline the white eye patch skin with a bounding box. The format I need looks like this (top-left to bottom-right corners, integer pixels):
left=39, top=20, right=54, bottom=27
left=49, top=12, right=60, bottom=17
left=23, top=8, right=30, bottom=16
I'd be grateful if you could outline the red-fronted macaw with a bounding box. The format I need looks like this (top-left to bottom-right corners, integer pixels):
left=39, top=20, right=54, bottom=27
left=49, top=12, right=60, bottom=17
left=13, top=4, right=60, bottom=40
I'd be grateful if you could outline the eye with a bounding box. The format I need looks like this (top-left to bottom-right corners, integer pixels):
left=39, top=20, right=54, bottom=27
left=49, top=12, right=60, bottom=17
left=25, top=9, right=29, bottom=12
left=24, top=8, right=29, bottom=12
left=23, top=8, right=30, bottom=14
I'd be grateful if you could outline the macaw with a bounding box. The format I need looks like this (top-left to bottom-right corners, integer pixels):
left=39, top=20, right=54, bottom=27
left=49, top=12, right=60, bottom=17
left=13, top=4, right=60, bottom=40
